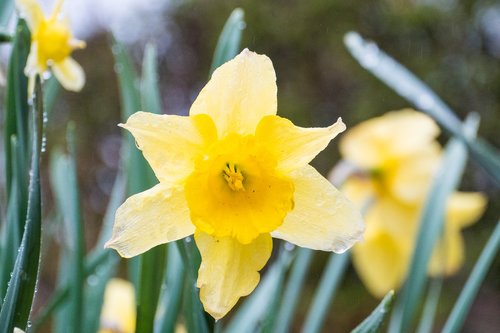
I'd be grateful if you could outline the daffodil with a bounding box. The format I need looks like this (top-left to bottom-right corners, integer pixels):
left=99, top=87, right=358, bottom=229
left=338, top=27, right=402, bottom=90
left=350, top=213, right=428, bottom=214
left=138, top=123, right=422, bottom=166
left=15, top=0, right=85, bottom=93
left=338, top=110, right=487, bottom=297
left=105, top=49, right=364, bottom=319
left=99, top=279, right=136, bottom=333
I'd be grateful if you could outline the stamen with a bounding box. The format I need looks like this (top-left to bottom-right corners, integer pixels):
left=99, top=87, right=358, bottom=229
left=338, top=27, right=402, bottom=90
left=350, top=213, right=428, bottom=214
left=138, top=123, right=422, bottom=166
left=223, top=163, right=245, bottom=191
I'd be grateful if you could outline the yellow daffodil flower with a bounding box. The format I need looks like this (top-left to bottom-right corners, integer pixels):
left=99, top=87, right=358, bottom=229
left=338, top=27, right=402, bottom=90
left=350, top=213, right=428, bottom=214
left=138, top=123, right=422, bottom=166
left=105, top=49, right=364, bottom=319
left=339, top=110, right=487, bottom=298
left=15, top=0, right=85, bottom=93
left=99, top=278, right=136, bottom=333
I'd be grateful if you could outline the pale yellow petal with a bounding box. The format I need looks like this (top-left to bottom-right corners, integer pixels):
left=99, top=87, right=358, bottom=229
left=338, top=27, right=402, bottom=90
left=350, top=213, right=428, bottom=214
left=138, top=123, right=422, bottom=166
left=52, top=57, right=85, bottom=91
left=352, top=229, right=412, bottom=298
left=340, top=109, right=439, bottom=169
left=271, top=165, right=364, bottom=253
left=195, top=232, right=272, bottom=320
left=121, top=112, right=217, bottom=184
left=428, top=228, right=464, bottom=277
left=255, top=115, right=346, bottom=173
left=15, top=0, right=44, bottom=30
left=364, top=196, right=420, bottom=237
left=387, top=143, right=441, bottom=204
left=190, top=49, right=277, bottom=137
left=341, top=176, right=376, bottom=210
left=105, top=184, right=194, bottom=258
left=446, top=192, right=487, bottom=229
left=99, top=279, right=136, bottom=333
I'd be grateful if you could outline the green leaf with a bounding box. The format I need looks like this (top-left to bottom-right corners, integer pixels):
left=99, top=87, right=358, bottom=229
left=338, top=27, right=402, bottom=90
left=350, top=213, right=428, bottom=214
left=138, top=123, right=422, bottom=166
left=225, top=246, right=293, bottom=333
left=43, top=77, right=60, bottom=118
left=416, top=279, right=443, bottom=333
left=0, top=0, right=14, bottom=28
left=154, top=243, right=185, bottom=333
left=301, top=252, right=351, bottom=333
left=49, top=125, right=85, bottom=333
left=441, top=220, right=500, bottom=333
left=343, top=32, right=500, bottom=186
left=210, top=8, right=245, bottom=75
left=0, top=76, right=43, bottom=333
left=141, top=43, right=163, bottom=115
left=4, top=19, right=30, bottom=237
left=351, top=291, right=395, bottom=333
left=272, top=247, right=314, bottom=333
left=388, top=114, right=479, bottom=333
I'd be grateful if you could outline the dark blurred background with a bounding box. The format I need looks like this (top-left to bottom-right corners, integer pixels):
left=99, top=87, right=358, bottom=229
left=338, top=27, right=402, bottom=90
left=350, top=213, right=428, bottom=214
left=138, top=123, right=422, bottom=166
left=26, top=0, right=500, bottom=332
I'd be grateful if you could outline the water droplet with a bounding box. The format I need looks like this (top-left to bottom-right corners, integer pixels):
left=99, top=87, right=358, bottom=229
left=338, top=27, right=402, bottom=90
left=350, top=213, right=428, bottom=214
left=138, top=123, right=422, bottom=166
left=111, top=44, right=121, bottom=55
left=185, top=236, right=192, bottom=243
left=114, top=63, right=123, bottom=74
left=87, top=274, right=98, bottom=286
left=284, top=242, right=295, bottom=251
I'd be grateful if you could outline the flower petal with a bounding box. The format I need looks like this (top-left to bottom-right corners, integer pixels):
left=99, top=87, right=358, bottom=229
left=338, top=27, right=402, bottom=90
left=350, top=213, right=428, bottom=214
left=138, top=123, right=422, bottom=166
left=272, top=165, right=364, bottom=253
left=105, top=184, right=194, bottom=258
left=195, top=231, right=272, bottom=320
left=100, top=279, right=136, bottom=333
left=121, top=112, right=217, bottom=184
left=255, top=115, right=346, bottom=173
left=190, top=49, right=277, bottom=137
left=446, top=192, right=487, bottom=229
left=352, top=228, right=412, bottom=298
left=340, top=109, right=440, bottom=169
left=387, top=143, right=441, bottom=204
left=52, top=57, right=85, bottom=91
left=428, top=228, right=464, bottom=277
left=15, top=0, right=44, bottom=30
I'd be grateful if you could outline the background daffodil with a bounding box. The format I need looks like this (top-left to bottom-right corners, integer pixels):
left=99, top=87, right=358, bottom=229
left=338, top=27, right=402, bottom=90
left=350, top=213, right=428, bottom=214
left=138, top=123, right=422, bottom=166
left=105, top=49, right=364, bottom=319
left=338, top=110, right=487, bottom=298
left=99, top=278, right=136, bottom=333
left=16, top=0, right=85, bottom=93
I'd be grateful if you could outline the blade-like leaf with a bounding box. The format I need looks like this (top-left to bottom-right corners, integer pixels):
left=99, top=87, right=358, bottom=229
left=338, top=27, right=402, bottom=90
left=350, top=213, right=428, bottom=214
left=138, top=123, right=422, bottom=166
left=141, top=43, right=163, bottom=115
left=49, top=126, right=86, bottom=333
left=0, top=0, right=13, bottom=28
left=389, top=114, right=479, bottom=333
left=351, top=291, right=395, bottom=333
left=210, top=8, right=245, bottom=75
left=416, top=279, right=443, bottom=333
left=344, top=32, right=500, bottom=186
left=273, top=247, right=313, bottom=333
left=154, top=243, right=185, bottom=333
left=301, top=252, right=351, bottom=333
left=441, top=220, right=500, bottom=333
left=0, top=76, right=43, bottom=333
left=225, top=246, right=293, bottom=333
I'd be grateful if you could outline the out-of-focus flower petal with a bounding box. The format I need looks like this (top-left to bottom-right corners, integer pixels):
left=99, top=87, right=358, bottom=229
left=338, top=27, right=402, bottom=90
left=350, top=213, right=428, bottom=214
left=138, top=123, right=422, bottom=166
left=190, top=49, right=277, bottom=137
left=99, top=278, right=136, bottom=333
left=15, top=0, right=44, bottom=30
left=52, top=57, right=85, bottom=91
left=105, top=184, right=194, bottom=258
left=340, top=109, right=440, bottom=169
left=195, top=231, right=272, bottom=320
left=446, top=192, right=487, bottom=229
left=272, top=165, right=364, bottom=253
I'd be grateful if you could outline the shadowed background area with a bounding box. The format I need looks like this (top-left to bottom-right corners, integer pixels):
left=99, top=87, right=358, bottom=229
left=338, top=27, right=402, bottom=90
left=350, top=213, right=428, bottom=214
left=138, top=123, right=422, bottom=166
left=1, top=0, right=498, bottom=332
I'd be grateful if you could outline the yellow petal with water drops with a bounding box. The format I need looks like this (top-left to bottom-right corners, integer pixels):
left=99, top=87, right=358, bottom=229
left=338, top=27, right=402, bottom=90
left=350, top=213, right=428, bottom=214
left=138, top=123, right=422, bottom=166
left=121, top=112, right=217, bottom=184
left=255, top=115, right=346, bottom=173
left=185, top=134, right=294, bottom=244
left=190, top=49, right=277, bottom=137
left=387, top=143, right=441, bottom=204
left=352, top=228, right=412, bottom=298
left=446, top=192, right=487, bottom=229
left=428, top=228, right=464, bottom=277
left=105, top=184, right=194, bottom=258
left=52, top=57, right=85, bottom=91
left=340, top=109, right=440, bottom=169
left=271, top=165, right=364, bottom=253
left=195, top=231, right=272, bottom=320
left=15, top=0, right=44, bottom=30
left=99, top=279, right=136, bottom=333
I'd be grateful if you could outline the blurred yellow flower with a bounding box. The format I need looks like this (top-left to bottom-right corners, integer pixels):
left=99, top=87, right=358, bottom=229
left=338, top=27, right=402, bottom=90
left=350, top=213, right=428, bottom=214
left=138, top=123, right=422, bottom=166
left=15, top=0, right=85, bottom=93
left=339, top=110, right=487, bottom=298
left=99, top=278, right=136, bottom=333
left=105, top=49, right=364, bottom=319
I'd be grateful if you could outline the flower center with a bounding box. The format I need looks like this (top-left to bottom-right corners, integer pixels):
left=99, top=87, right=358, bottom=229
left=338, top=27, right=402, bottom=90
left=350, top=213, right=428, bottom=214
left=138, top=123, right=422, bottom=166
left=223, top=163, right=245, bottom=191
left=35, top=19, right=73, bottom=64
